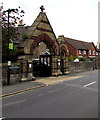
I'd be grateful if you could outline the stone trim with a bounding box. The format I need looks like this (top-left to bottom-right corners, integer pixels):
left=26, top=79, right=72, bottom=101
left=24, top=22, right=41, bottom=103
left=36, top=27, right=53, bottom=33
left=30, top=33, right=57, bottom=55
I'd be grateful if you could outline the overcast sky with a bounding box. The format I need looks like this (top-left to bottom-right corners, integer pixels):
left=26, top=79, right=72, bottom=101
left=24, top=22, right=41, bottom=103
left=1, top=0, right=99, bottom=45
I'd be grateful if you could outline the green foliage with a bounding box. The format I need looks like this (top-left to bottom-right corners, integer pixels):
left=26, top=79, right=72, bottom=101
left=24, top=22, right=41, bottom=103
left=78, top=57, right=85, bottom=61
left=68, top=55, right=74, bottom=61
left=9, top=48, right=19, bottom=62
left=2, top=44, right=19, bottom=63
left=68, top=55, right=85, bottom=61
left=1, top=3, right=25, bottom=62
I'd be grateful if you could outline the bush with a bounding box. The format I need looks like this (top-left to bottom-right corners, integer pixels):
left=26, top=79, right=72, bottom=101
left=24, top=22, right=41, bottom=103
left=68, top=55, right=74, bottom=61
left=68, top=55, right=85, bottom=61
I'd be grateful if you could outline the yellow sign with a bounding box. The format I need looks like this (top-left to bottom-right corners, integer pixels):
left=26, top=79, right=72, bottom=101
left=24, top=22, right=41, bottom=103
left=9, top=43, right=13, bottom=50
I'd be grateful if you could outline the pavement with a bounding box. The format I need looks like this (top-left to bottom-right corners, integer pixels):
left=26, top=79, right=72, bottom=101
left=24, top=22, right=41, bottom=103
left=1, top=73, right=84, bottom=97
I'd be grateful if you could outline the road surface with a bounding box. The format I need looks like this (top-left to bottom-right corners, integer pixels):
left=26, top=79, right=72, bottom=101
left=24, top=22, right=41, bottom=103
left=2, top=70, right=98, bottom=118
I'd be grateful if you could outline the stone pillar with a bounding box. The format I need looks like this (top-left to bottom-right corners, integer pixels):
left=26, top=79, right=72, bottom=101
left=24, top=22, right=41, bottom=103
left=60, top=56, right=69, bottom=75
left=20, top=60, right=28, bottom=81
left=57, top=59, right=62, bottom=75
left=28, top=62, right=35, bottom=81
left=52, top=56, right=57, bottom=76
left=51, top=56, right=62, bottom=76
left=63, top=57, right=69, bottom=74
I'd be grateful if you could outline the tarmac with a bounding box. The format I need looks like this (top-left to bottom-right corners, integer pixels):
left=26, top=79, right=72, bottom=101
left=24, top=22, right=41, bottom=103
left=1, top=73, right=83, bottom=98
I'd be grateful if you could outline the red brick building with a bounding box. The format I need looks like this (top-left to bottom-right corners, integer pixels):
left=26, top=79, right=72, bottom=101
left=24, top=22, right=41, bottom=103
left=58, top=35, right=100, bottom=59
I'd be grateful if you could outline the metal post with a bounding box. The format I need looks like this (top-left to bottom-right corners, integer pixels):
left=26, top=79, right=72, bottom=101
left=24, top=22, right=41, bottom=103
left=7, top=10, right=10, bottom=85
left=6, top=9, right=16, bottom=85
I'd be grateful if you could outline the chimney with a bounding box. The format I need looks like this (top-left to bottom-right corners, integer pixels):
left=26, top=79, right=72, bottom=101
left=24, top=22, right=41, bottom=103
left=58, top=35, right=65, bottom=44
left=18, top=19, right=24, bottom=26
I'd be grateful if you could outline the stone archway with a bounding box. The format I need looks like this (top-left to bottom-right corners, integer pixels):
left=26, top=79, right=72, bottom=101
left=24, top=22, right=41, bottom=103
left=60, top=45, right=69, bottom=57
left=60, top=45, right=69, bottom=74
left=30, top=33, right=57, bottom=57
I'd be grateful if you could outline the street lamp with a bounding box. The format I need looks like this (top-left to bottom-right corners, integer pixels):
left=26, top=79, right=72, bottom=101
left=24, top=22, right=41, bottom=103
left=6, top=8, right=16, bottom=85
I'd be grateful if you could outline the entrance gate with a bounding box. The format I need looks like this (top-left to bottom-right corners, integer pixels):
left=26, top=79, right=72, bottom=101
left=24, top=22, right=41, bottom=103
left=33, top=55, right=68, bottom=77
left=39, top=55, right=52, bottom=77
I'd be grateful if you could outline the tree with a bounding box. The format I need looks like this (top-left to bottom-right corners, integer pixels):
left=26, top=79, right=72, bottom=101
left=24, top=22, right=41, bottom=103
left=1, top=3, right=25, bottom=62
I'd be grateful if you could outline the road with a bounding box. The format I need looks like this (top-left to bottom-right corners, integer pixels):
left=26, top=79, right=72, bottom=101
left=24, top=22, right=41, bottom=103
left=2, top=70, right=98, bottom=118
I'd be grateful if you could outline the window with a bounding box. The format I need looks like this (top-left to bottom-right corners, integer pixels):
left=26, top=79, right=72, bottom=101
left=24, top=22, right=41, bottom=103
left=93, top=51, right=95, bottom=55
left=78, top=50, right=81, bottom=54
left=83, top=50, right=86, bottom=55
left=89, top=50, right=91, bottom=55
left=96, top=52, right=98, bottom=55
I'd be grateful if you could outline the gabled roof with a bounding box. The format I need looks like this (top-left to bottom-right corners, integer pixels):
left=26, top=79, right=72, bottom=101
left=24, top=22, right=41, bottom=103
left=19, top=11, right=58, bottom=48
left=27, top=11, right=57, bottom=39
left=65, top=37, right=93, bottom=50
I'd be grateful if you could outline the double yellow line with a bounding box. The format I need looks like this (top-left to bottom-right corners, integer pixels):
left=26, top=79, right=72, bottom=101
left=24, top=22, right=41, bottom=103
left=0, top=85, right=46, bottom=98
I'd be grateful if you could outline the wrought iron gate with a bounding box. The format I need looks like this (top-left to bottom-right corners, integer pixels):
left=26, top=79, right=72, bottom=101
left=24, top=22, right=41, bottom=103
left=39, top=54, right=52, bottom=77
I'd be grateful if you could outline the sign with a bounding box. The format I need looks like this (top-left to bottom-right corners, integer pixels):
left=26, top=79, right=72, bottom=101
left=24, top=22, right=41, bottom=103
left=8, top=61, right=11, bottom=66
left=29, top=64, right=32, bottom=68
left=9, top=66, right=19, bottom=74
left=9, top=43, right=13, bottom=50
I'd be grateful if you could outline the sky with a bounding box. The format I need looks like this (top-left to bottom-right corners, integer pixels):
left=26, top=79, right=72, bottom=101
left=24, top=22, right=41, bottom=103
left=1, top=0, right=99, bottom=45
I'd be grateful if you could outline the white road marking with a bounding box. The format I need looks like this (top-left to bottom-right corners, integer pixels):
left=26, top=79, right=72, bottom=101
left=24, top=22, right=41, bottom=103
left=0, top=117, right=5, bottom=120
left=84, top=81, right=96, bottom=87
left=3, top=100, right=26, bottom=107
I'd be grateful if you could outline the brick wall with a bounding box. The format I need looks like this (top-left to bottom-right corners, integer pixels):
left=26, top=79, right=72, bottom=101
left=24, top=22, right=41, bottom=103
left=67, top=43, right=77, bottom=56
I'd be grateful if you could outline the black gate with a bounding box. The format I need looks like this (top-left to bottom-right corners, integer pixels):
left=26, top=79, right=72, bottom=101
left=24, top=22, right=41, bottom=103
left=40, top=55, right=52, bottom=77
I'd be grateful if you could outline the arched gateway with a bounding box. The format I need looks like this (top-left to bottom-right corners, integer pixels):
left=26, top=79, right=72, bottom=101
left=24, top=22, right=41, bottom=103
left=30, top=33, right=57, bottom=56
left=22, top=6, right=59, bottom=60
left=18, top=6, right=69, bottom=77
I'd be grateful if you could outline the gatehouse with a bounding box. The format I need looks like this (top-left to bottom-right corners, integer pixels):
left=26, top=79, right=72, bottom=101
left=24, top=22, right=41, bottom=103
left=18, top=6, right=69, bottom=77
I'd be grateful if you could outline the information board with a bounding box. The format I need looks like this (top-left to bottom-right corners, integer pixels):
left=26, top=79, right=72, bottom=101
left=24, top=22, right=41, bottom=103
left=9, top=66, right=19, bottom=74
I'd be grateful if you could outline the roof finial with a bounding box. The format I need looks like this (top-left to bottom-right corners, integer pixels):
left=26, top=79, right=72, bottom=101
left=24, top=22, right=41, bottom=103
left=40, top=5, right=45, bottom=12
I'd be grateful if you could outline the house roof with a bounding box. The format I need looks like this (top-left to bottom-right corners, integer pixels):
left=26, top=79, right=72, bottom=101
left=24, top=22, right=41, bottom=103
left=65, top=37, right=93, bottom=50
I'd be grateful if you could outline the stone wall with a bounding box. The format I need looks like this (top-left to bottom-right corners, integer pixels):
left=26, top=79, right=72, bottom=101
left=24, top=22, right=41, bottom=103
left=68, top=61, right=94, bottom=73
left=68, top=59, right=100, bottom=73
left=2, top=60, right=99, bottom=85
left=2, top=63, right=8, bottom=85
left=2, top=62, right=33, bottom=85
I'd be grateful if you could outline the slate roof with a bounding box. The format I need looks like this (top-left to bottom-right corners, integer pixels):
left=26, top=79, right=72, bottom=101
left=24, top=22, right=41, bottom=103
left=65, top=37, right=92, bottom=50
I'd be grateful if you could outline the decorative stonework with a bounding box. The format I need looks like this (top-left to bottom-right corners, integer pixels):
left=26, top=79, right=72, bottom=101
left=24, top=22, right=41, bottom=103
left=23, top=10, right=59, bottom=59
left=40, top=5, right=45, bottom=12
left=30, top=33, right=57, bottom=55
left=60, top=44, right=69, bottom=56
